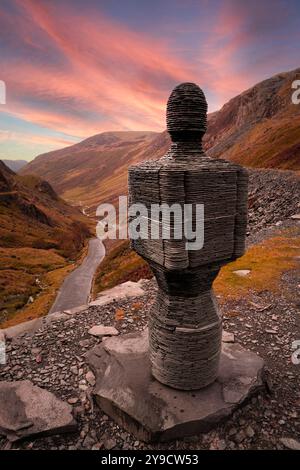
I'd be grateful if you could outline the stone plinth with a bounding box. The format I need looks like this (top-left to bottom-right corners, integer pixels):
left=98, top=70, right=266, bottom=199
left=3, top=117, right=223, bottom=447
left=87, top=329, right=265, bottom=442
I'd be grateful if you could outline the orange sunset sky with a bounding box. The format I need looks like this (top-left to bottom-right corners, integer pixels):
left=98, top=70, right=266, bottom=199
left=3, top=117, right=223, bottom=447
left=0, top=0, right=299, bottom=160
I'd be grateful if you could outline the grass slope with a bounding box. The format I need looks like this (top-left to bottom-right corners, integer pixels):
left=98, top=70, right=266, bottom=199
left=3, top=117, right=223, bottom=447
left=0, top=163, right=91, bottom=326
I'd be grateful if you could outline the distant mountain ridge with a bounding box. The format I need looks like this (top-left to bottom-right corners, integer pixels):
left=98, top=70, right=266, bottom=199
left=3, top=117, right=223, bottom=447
left=22, top=131, right=158, bottom=210
left=2, top=159, right=27, bottom=172
left=21, top=68, right=300, bottom=211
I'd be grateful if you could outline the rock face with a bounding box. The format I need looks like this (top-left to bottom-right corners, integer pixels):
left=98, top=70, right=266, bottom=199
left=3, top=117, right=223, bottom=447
left=87, top=329, right=265, bottom=442
left=0, top=380, right=76, bottom=441
left=128, top=83, right=248, bottom=390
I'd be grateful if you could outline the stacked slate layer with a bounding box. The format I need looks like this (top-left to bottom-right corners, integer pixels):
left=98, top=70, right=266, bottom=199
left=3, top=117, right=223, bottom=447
left=128, top=82, right=248, bottom=390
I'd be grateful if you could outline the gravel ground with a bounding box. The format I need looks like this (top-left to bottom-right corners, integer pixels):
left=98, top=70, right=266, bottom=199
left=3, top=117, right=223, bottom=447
left=0, top=219, right=299, bottom=450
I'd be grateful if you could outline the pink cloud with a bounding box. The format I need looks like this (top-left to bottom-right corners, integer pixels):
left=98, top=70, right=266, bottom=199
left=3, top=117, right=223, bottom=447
left=1, top=0, right=198, bottom=138
left=1, top=0, right=298, bottom=160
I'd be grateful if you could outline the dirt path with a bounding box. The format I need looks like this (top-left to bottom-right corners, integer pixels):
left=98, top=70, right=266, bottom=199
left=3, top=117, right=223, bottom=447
left=49, top=238, right=105, bottom=313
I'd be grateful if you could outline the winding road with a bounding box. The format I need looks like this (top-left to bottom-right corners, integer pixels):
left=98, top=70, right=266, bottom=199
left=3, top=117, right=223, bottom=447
left=49, top=238, right=105, bottom=313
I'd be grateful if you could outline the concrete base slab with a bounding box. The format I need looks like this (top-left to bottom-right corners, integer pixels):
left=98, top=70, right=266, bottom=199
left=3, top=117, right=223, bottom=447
left=87, top=329, right=266, bottom=442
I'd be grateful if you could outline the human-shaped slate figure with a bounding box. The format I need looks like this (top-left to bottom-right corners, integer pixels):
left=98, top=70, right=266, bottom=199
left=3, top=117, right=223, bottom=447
left=128, top=83, right=248, bottom=390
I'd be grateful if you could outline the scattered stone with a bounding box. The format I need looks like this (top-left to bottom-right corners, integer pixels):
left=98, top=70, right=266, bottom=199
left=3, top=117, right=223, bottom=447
left=31, top=347, right=41, bottom=355
left=67, top=397, right=79, bottom=405
left=228, top=427, right=237, bottom=436
left=86, top=371, right=96, bottom=386
left=35, top=354, right=43, bottom=364
left=63, top=305, right=88, bottom=316
left=70, top=366, right=78, bottom=375
left=0, top=380, right=76, bottom=441
left=217, top=439, right=227, bottom=450
left=103, top=437, right=117, bottom=450
left=245, top=425, right=255, bottom=438
left=92, top=442, right=103, bottom=450
left=82, top=434, right=96, bottom=448
left=46, top=312, right=69, bottom=323
left=280, top=437, right=300, bottom=450
left=290, top=214, right=300, bottom=220
left=88, top=325, right=119, bottom=338
left=234, top=430, right=246, bottom=443
left=79, top=339, right=91, bottom=348
left=222, top=331, right=235, bottom=343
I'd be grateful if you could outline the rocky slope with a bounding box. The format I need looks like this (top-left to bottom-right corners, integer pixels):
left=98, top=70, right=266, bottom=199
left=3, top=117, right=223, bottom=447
left=247, top=169, right=300, bottom=233
left=21, top=68, right=300, bottom=213
left=0, top=161, right=91, bottom=326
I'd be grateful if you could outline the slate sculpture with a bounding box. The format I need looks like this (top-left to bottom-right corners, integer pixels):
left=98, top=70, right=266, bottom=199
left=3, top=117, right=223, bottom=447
left=128, top=83, right=248, bottom=390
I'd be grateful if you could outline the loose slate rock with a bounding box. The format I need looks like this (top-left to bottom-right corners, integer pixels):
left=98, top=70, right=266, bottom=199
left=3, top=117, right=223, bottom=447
left=0, top=380, right=76, bottom=441
left=88, top=325, right=119, bottom=338
left=280, top=437, right=300, bottom=450
left=222, top=330, right=235, bottom=343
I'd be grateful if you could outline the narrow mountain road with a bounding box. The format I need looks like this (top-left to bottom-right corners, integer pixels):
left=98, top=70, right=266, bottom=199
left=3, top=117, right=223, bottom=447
left=49, top=238, right=105, bottom=313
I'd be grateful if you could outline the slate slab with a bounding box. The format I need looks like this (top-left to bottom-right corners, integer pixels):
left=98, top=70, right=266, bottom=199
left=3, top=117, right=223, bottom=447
left=88, top=325, right=119, bottom=338
left=87, top=329, right=265, bottom=442
left=0, top=380, right=76, bottom=441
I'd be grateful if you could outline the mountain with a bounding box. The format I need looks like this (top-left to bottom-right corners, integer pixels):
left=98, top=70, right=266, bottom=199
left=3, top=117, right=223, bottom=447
left=21, top=131, right=159, bottom=212
left=203, top=68, right=300, bottom=170
left=2, top=159, right=28, bottom=172
left=0, top=161, right=91, bottom=326
left=21, top=68, right=300, bottom=214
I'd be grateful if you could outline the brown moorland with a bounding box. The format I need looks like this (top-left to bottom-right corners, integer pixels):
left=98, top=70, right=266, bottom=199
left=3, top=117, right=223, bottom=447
left=0, top=161, right=91, bottom=326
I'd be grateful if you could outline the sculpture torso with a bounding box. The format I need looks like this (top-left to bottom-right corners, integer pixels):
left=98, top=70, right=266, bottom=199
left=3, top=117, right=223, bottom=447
left=129, top=144, right=248, bottom=269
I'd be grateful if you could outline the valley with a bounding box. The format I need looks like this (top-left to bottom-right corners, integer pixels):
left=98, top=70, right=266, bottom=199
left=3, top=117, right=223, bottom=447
left=3, top=67, right=300, bottom=325
left=0, top=161, right=92, bottom=327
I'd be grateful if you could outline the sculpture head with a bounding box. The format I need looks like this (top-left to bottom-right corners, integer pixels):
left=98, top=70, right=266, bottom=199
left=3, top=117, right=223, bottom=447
left=167, top=82, right=207, bottom=142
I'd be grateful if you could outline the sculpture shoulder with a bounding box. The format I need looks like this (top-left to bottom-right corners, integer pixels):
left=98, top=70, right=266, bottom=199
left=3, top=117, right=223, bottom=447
left=128, top=157, right=166, bottom=174
left=208, top=157, right=249, bottom=177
